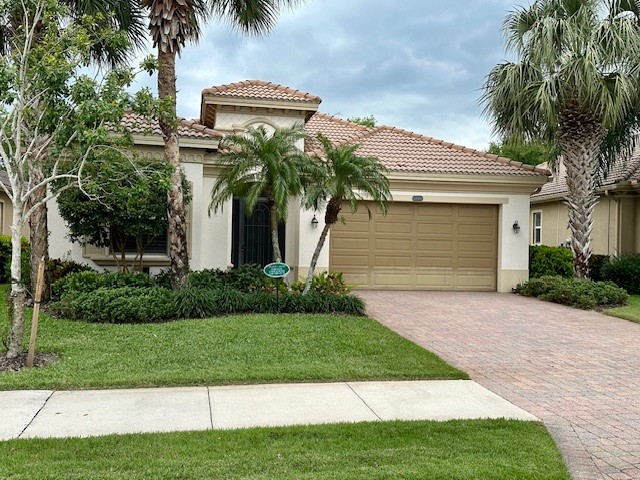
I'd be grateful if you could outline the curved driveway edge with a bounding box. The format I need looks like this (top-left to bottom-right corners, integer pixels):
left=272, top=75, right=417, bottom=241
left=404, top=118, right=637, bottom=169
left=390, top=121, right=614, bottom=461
left=359, top=291, right=640, bottom=480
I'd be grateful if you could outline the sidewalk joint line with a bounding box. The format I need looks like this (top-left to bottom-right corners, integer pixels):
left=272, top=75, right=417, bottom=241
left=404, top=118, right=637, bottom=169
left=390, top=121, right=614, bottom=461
left=19, top=390, right=54, bottom=438
left=206, top=386, right=214, bottom=429
left=345, top=382, right=381, bottom=421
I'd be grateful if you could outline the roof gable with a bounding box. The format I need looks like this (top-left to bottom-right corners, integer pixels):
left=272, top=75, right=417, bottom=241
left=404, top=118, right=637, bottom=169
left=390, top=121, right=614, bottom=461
left=202, top=80, right=322, bottom=104
left=120, top=111, right=222, bottom=140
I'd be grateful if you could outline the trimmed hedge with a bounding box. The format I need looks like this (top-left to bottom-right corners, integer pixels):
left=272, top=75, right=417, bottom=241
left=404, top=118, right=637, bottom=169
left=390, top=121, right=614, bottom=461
left=48, top=258, right=94, bottom=286
left=52, top=271, right=156, bottom=299
left=515, top=275, right=628, bottom=310
left=529, top=245, right=573, bottom=279
left=588, top=255, right=610, bottom=282
left=52, top=286, right=366, bottom=323
left=601, top=254, right=640, bottom=295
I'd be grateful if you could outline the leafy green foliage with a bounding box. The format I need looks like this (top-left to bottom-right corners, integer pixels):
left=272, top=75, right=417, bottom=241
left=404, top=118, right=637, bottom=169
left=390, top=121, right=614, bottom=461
left=347, top=115, right=376, bottom=127
left=47, top=258, right=94, bottom=286
left=52, top=287, right=174, bottom=323
left=487, top=138, right=556, bottom=166
left=601, top=254, right=640, bottom=294
left=292, top=271, right=352, bottom=295
left=529, top=245, right=573, bottom=279
left=588, top=254, right=610, bottom=282
left=56, top=157, right=175, bottom=272
left=52, top=271, right=156, bottom=299
left=0, top=235, right=30, bottom=284
left=515, top=276, right=628, bottom=309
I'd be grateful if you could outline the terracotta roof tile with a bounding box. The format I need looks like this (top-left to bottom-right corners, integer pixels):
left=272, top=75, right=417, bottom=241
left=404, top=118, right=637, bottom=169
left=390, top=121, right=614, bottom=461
left=533, top=152, right=640, bottom=201
left=120, top=111, right=222, bottom=140
left=202, top=80, right=322, bottom=104
left=305, top=113, right=548, bottom=177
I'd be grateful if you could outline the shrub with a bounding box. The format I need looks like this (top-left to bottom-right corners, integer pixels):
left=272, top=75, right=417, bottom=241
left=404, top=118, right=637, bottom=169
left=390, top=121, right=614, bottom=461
left=515, top=275, right=628, bottom=309
left=529, top=245, right=573, bottom=279
left=52, top=287, right=174, bottom=323
left=48, top=258, right=94, bottom=285
left=0, top=235, right=30, bottom=284
left=52, top=271, right=157, bottom=299
left=187, top=269, right=225, bottom=290
left=172, top=287, right=218, bottom=319
left=224, top=264, right=273, bottom=292
left=154, top=269, right=172, bottom=289
left=292, top=271, right=353, bottom=296
left=588, top=255, right=610, bottom=282
left=601, top=254, right=640, bottom=294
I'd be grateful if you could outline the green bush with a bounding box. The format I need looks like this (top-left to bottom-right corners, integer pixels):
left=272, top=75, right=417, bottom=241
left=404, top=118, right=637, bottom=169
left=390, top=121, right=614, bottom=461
left=53, top=285, right=366, bottom=323
left=53, top=271, right=157, bottom=299
left=588, top=255, right=610, bottom=282
left=48, top=258, right=94, bottom=285
left=529, top=245, right=573, bottom=279
left=0, top=235, right=30, bottom=284
left=292, top=271, right=353, bottom=296
left=515, top=275, right=628, bottom=309
left=52, top=287, right=174, bottom=323
left=601, top=254, right=640, bottom=294
left=187, top=269, right=225, bottom=290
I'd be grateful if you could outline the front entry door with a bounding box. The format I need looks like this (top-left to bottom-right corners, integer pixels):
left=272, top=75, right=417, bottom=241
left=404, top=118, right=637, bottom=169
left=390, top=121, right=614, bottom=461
left=231, top=197, right=286, bottom=267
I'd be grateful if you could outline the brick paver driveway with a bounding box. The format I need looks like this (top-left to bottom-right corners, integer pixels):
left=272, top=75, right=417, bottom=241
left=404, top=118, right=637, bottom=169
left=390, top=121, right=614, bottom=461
left=359, top=291, right=640, bottom=480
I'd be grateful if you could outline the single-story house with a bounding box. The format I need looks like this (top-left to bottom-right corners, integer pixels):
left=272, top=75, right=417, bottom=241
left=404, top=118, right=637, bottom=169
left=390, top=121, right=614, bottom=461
left=530, top=156, right=640, bottom=255
left=44, top=80, right=549, bottom=292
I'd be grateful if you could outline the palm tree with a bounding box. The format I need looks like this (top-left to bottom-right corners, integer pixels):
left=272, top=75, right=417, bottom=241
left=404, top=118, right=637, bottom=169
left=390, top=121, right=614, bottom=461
left=141, top=0, right=305, bottom=288
left=209, top=125, right=315, bottom=264
left=482, top=0, right=640, bottom=278
left=302, top=133, right=391, bottom=294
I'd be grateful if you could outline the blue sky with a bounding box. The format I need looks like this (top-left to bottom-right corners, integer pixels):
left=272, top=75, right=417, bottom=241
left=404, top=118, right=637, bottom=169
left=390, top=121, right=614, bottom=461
left=135, top=0, right=520, bottom=149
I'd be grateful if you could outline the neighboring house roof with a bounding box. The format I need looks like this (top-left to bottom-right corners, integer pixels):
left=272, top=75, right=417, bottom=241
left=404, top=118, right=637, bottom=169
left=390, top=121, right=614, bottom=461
left=201, top=80, right=322, bottom=104
left=532, top=154, right=640, bottom=202
left=120, top=111, right=222, bottom=140
left=305, top=112, right=548, bottom=177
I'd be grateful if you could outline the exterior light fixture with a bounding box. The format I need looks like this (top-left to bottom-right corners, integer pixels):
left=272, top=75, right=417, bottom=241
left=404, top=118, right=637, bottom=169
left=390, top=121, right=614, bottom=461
left=512, top=220, right=521, bottom=234
left=311, top=215, right=319, bottom=229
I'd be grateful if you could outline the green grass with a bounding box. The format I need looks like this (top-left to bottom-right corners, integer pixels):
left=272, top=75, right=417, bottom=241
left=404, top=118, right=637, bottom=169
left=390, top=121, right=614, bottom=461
left=604, top=295, right=640, bottom=324
left=0, top=420, right=569, bottom=479
left=0, top=288, right=465, bottom=390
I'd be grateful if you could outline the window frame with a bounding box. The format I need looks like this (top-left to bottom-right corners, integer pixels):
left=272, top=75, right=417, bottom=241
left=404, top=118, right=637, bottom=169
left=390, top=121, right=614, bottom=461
left=532, top=211, right=542, bottom=245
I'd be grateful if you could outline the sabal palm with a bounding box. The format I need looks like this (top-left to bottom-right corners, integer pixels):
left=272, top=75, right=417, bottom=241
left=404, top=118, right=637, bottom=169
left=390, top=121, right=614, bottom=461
left=482, top=0, right=640, bottom=278
left=141, top=0, right=305, bottom=288
left=209, top=125, right=315, bottom=263
left=302, top=133, right=391, bottom=294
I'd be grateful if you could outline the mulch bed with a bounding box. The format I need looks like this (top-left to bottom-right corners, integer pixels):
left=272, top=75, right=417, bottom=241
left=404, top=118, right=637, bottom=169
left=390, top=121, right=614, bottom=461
left=0, top=353, right=59, bottom=372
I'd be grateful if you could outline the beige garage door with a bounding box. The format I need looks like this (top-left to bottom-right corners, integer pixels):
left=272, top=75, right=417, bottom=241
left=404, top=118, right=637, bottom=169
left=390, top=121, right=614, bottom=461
left=329, top=202, right=498, bottom=291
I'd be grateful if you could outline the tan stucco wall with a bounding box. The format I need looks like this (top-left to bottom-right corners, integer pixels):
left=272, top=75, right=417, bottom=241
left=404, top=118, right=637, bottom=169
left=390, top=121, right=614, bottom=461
left=0, top=192, right=11, bottom=235
left=619, top=196, right=639, bottom=254
left=531, top=196, right=622, bottom=255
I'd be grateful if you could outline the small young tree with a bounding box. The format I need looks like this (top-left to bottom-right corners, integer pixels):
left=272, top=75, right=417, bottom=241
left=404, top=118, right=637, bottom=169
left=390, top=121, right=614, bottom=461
left=302, top=133, right=391, bottom=294
left=56, top=157, right=175, bottom=273
left=0, top=0, right=138, bottom=359
left=347, top=115, right=377, bottom=128
left=209, top=125, right=318, bottom=265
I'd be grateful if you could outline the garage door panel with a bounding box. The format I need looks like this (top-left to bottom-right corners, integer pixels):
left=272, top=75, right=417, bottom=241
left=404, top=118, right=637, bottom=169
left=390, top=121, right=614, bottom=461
left=330, top=202, right=497, bottom=291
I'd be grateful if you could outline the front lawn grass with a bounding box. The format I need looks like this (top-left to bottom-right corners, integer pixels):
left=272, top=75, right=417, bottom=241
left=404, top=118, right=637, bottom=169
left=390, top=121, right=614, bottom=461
left=0, top=288, right=465, bottom=390
left=604, top=295, right=640, bottom=324
left=0, top=420, right=569, bottom=480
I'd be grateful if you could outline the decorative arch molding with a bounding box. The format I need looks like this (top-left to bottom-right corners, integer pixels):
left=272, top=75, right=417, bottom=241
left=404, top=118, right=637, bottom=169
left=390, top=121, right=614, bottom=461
left=232, top=117, right=280, bottom=134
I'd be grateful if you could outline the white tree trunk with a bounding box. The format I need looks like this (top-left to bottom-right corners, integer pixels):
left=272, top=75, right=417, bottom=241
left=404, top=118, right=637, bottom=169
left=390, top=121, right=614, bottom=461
left=303, top=223, right=330, bottom=294
left=6, top=203, right=26, bottom=359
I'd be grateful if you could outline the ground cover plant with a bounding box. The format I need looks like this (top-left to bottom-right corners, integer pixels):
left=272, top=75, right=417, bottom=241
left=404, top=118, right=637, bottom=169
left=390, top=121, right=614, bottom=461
left=605, top=295, right=640, bottom=324
left=0, top=286, right=465, bottom=389
left=0, top=420, right=569, bottom=480
left=515, top=276, right=628, bottom=310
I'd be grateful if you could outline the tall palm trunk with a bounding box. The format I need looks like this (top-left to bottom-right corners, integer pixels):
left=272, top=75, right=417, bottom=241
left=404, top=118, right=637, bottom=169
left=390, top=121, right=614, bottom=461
left=303, top=198, right=342, bottom=294
left=158, top=49, right=189, bottom=289
left=269, top=201, right=283, bottom=263
left=28, top=165, right=49, bottom=302
left=557, top=108, right=604, bottom=279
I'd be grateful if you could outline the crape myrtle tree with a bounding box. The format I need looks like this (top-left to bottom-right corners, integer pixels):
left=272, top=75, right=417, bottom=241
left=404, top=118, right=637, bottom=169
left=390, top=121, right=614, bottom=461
left=141, top=0, right=307, bottom=289
left=482, top=0, right=640, bottom=278
left=302, top=133, right=391, bottom=294
left=1, top=0, right=146, bottom=302
left=209, top=125, right=318, bottom=266
left=56, top=157, right=182, bottom=273
left=0, top=0, right=141, bottom=359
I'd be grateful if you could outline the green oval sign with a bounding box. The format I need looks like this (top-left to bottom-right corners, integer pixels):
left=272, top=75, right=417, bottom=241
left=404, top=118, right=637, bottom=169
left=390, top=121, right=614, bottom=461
left=263, top=262, right=290, bottom=279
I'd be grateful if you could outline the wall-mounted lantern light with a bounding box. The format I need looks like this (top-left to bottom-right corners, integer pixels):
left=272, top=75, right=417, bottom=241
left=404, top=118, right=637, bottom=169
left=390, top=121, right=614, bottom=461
left=512, top=220, right=521, bottom=234
left=311, top=214, right=319, bottom=229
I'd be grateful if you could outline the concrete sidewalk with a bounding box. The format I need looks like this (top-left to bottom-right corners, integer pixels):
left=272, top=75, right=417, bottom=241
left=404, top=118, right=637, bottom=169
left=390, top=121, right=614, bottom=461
left=0, top=380, right=536, bottom=440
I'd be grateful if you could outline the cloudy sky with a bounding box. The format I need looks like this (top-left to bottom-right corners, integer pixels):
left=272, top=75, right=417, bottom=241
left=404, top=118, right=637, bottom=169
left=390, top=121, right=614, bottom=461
left=135, top=0, right=520, bottom=150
